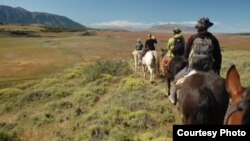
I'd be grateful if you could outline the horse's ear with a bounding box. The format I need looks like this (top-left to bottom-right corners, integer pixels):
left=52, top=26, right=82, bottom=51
left=226, top=65, right=244, bottom=97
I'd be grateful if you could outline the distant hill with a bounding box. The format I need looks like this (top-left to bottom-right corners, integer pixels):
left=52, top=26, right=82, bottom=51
left=0, top=5, right=85, bottom=29
left=149, top=23, right=196, bottom=33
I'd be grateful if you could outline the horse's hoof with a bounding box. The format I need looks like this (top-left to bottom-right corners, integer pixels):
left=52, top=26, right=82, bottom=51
left=150, top=81, right=155, bottom=84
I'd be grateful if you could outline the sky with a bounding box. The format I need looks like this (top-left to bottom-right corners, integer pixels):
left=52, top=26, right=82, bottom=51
left=0, top=0, right=250, bottom=33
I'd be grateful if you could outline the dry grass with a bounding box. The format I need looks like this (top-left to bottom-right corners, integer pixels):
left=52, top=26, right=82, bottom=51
left=0, top=24, right=250, bottom=140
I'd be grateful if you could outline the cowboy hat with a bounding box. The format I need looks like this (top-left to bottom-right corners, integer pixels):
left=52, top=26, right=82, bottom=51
left=195, top=17, right=214, bottom=30
left=173, top=27, right=182, bottom=34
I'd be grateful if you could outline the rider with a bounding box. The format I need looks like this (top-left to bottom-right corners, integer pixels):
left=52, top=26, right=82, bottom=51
left=162, top=28, right=185, bottom=73
left=140, top=33, right=157, bottom=62
left=168, top=17, right=222, bottom=105
left=135, top=38, right=144, bottom=51
left=166, top=27, right=185, bottom=58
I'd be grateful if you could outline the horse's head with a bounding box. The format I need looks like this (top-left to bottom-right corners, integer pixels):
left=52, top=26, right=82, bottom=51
left=160, top=48, right=168, bottom=58
left=225, top=65, right=250, bottom=124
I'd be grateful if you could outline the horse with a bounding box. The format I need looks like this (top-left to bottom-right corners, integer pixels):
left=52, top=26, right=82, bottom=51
left=141, top=50, right=159, bottom=83
left=132, top=50, right=142, bottom=72
left=224, top=65, right=250, bottom=124
left=165, top=56, right=229, bottom=124
left=161, top=49, right=187, bottom=95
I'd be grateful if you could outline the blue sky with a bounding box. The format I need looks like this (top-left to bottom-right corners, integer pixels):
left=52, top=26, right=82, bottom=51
left=1, top=0, right=250, bottom=33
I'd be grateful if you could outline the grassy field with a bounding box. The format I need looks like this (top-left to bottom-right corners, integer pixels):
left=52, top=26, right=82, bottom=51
left=0, top=24, right=250, bottom=141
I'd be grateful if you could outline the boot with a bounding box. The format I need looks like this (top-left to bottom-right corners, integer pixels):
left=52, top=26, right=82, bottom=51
left=168, top=83, right=177, bottom=105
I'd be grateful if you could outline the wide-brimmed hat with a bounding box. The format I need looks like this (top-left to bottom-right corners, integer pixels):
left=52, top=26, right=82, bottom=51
left=173, top=27, right=182, bottom=34
left=195, top=17, right=214, bottom=30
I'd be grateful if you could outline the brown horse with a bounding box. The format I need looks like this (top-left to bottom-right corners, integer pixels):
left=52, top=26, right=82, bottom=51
left=178, top=72, right=229, bottom=124
left=165, top=56, right=229, bottom=124
left=161, top=54, right=187, bottom=95
left=224, top=65, right=250, bottom=124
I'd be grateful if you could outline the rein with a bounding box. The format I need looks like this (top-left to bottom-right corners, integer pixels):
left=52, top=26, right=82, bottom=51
left=224, top=98, right=246, bottom=124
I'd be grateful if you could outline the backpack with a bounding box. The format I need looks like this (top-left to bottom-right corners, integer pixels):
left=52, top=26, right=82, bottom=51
left=171, top=36, right=184, bottom=56
left=188, top=37, right=214, bottom=71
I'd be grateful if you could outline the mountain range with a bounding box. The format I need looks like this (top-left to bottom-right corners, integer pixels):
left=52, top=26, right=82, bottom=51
left=149, top=23, right=196, bottom=33
left=0, top=5, right=85, bottom=29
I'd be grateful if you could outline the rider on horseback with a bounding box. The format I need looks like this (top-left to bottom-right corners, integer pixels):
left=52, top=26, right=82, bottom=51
left=139, top=33, right=157, bottom=64
left=167, top=28, right=185, bottom=58
left=168, top=17, right=222, bottom=105
left=162, top=28, right=185, bottom=74
left=135, top=38, right=143, bottom=51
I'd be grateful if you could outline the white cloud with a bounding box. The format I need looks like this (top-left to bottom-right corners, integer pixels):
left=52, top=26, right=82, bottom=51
left=156, top=21, right=197, bottom=25
left=91, top=20, right=221, bottom=29
left=92, top=20, right=151, bottom=28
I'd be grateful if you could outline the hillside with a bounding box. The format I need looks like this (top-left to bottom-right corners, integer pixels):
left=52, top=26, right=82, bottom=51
left=0, top=5, right=85, bottom=29
left=0, top=59, right=178, bottom=141
left=149, top=23, right=196, bottom=33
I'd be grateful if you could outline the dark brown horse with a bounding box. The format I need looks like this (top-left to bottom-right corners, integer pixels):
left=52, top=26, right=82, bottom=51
left=161, top=54, right=187, bottom=95
left=165, top=56, right=229, bottom=124
left=178, top=72, right=229, bottom=124
left=224, top=65, right=250, bottom=124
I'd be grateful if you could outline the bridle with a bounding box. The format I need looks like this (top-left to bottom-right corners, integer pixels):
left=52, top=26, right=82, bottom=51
left=224, top=97, right=246, bottom=124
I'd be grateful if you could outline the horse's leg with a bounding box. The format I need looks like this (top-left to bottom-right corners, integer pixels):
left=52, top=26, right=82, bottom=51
left=143, top=65, right=146, bottom=79
left=150, top=71, right=154, bottom=83
left=148, top=65, right=154, bottom=83
left=134, top=57, right=137, bottom=71
left=166, top=78, right=171, bottom=96
left=133, top=54, right=137, bottom=71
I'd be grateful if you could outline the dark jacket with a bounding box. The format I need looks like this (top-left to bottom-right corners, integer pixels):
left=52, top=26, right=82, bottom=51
left=184, top=31, right=222, bottom=73
left=135, top=41, right=143, bottom=50
left=145, top=38, right=157, bottom=50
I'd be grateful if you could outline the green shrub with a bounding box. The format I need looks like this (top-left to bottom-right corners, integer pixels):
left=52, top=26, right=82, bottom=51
left=126, top=110, right=157, bottom=130
left=46, top=100, right=73, bottom=112
left=152, top=137, right=172, bottom=141
left=17, top=80, right=38, bottom=90
left=0, top=103, right=14, bottom=114
left=20, top=88, right=51, bottom=102
left=0, top=88, right=22, bottom=99
left=82, top=59, right=132, bottom=82
left=73, top=88, right=99, bottom=106
left=32, top=113, right=54, bottom=127
left=120, top=77, right=144, bottom=91
left=138, top=132, right=154, bottom=141
left=0, top=131, right=20, bottom=141
left=20, top=84, right=72, bottom=103
left=107, top=128, right=134, bottom=141
left=88, top=125, right=109, bottom=141
left=63, top=67, right=84, bottom=80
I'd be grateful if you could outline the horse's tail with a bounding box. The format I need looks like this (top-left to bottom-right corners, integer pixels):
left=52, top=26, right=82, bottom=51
left=193, top=87, right=217, bottom=124
left=152, top=51, right=160, bottom=75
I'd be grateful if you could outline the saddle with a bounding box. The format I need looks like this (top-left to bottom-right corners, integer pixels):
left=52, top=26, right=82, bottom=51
left=175, top=70, right=198, bottom=102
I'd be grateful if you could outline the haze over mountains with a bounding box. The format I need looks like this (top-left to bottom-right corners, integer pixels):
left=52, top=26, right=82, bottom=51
left=0, top=5, right=85, bottom=29
left=149, top=23, right=196, bottom=33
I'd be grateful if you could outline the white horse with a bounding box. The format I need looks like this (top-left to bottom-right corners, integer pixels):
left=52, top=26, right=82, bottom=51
left=132, top=50, right=159, bottom=82
left=141, top=50, right=159, bottom=83
left=132, top=50, right=142, bottom=71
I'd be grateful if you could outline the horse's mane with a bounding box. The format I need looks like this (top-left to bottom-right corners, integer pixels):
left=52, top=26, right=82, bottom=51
left=167, top=56, right=187, bottom=78
left=193, top=87, right=217, bottom=124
